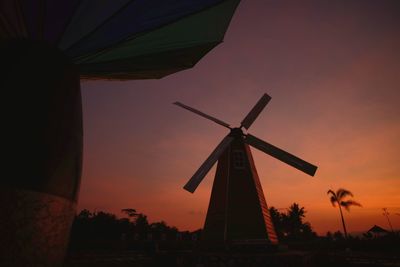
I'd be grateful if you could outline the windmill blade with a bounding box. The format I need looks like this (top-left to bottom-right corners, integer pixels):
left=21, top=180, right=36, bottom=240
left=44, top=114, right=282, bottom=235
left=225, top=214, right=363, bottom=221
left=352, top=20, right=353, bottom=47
left=240, top=94, right=271, bottom=130
left=245, top=134, right=317, bottom=176
left=184, top=135, right=234, bottom=193
left=173, top=102, right=231, bottom=129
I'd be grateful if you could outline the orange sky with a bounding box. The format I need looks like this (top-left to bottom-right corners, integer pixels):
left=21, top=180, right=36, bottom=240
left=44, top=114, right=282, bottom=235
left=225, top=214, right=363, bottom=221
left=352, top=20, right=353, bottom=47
left=78, top=1, right=400, bottom=235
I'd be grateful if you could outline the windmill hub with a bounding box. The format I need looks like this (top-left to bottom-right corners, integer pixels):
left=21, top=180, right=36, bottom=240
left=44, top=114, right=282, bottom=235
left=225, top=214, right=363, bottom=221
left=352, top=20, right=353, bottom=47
left=174, top=94, right=318, bottom=245
left=229, top=127, right=244, bottom=138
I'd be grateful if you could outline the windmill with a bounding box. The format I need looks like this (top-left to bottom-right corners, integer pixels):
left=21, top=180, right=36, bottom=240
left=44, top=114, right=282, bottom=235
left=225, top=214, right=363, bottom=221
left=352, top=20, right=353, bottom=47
left=174, top=93, right=317, bottom=244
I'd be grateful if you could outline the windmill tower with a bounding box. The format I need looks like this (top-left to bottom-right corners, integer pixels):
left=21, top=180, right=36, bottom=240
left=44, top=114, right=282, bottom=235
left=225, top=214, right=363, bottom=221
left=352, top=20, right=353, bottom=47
left=174, top=94, right=317, bottom=245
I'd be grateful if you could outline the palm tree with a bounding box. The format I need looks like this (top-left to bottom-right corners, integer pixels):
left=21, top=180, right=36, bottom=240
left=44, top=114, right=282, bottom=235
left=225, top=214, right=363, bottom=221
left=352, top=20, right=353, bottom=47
left=286, top=203, right=305, bottom=239
left=327, top=188, right=362, bottom=238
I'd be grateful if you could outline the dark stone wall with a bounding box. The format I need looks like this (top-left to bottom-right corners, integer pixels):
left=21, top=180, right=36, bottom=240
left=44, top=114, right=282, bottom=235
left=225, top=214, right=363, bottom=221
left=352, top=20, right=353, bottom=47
left=0, top=188, right=76, bottom=266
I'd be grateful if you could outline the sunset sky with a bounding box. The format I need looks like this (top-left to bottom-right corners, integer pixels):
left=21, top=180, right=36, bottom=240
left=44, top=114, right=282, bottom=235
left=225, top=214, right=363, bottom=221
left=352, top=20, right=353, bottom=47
left=78, top=0, right=400, bottom=235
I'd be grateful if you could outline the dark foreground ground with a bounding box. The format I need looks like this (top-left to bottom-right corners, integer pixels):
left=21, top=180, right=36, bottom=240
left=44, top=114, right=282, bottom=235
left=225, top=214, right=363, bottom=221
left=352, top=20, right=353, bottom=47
left=65, top=249, right=400, bottom=267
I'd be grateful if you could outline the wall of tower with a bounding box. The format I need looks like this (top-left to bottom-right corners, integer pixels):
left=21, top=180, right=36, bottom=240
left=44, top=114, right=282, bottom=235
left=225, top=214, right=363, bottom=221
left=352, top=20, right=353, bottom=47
left=202, top=135, right=278, bottom=244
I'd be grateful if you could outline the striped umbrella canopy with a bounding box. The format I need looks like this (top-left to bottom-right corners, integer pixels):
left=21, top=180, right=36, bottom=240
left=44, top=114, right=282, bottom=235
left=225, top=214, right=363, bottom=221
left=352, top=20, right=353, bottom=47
left=0, top=0, right=240, bottom=80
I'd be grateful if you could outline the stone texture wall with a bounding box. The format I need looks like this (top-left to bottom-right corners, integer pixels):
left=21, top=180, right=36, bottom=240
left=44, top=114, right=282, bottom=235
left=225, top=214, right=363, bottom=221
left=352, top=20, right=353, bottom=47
left=0, top=188, right=76, bottom=266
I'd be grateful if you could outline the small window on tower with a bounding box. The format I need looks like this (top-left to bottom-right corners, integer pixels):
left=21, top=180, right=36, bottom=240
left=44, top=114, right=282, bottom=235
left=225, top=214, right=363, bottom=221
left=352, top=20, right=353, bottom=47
left=233, top=150, right=245, bottom=169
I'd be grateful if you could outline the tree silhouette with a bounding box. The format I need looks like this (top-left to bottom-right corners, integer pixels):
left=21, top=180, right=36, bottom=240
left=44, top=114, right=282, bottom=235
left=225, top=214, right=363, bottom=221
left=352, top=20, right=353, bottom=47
left=269, top=203, right=316, bottom=241
left=287, top=203, right=305, bottom=221
left=70, top=209, right=184, bottom=249
left=285, top=203, right=305, bottom=239
left=77, top=209, right=92, bottom=219
left=135, top=213, right=150, bottom=236
left=269, top=207, right=284, bottom=240
left=284, top=203, right=316, bottom=240
left=121, top=208, right=139, bottom=220
left=327, top=188, right=362, bottom=238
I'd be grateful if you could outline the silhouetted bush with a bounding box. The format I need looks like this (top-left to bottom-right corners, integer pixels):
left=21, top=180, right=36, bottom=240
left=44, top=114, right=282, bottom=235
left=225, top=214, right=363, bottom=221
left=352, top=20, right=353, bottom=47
left=269, top=203, right=318, bottom=243
left=68, top=209, right=197, bottom=251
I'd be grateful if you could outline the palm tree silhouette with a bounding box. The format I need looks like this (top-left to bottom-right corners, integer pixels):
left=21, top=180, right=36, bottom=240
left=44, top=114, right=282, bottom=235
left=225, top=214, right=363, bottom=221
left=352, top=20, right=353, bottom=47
left=327, top=188, right=362, bottom=238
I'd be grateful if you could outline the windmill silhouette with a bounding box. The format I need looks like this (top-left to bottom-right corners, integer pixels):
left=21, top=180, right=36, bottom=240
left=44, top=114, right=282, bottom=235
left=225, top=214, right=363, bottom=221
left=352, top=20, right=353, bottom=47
left=174, top=93, right=317, bottom=244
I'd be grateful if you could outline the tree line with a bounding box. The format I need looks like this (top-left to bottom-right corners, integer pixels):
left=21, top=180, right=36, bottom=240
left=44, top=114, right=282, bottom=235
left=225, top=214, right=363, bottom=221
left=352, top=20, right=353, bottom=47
left=68, top=187, right=365, bottom=247
left=69, top=202, right=318, bottom=250
left=68, top=188, right=400, bottom=254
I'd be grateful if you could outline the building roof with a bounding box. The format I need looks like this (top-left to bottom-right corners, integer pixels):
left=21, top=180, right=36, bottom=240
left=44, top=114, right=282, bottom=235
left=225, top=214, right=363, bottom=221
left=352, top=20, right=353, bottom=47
left=367, top=225, right=389, bottom=233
